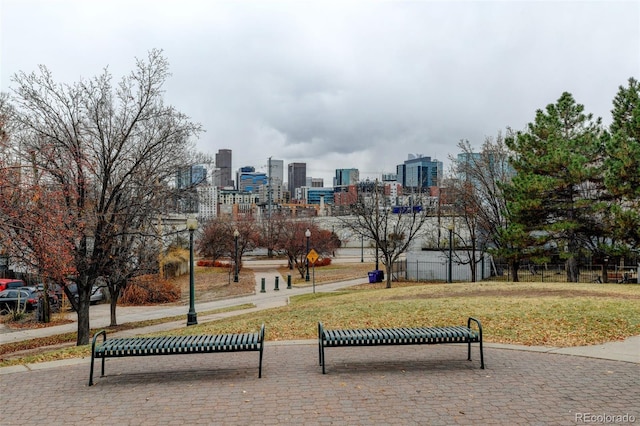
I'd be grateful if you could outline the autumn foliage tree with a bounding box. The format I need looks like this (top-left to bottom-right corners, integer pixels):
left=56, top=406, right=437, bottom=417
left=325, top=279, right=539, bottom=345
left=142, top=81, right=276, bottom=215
left=1, top=95, right=74, bottom=320
left=197, top=216, right=260, bottom=276
left=274, top=220, right=339, bottom=279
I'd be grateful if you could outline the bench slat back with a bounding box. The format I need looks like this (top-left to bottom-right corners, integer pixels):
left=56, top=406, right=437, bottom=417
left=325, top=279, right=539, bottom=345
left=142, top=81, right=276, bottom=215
left=322, top=326, right=478, bottom=347
left=96, top=333, right=261, bottom=357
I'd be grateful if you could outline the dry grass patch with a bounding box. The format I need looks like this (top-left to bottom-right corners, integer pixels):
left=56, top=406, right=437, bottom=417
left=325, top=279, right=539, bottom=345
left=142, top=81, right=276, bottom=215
left=169, top=281, right=640, bottom=347
left=278, top=262, right=375, bottom=286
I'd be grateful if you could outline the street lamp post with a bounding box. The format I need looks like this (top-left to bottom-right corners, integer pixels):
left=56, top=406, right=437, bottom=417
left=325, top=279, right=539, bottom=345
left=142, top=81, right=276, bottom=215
left=186, top=217, right=198, bottom=326
left=361, top=234, right=364, bottom=263
left=233, top=229, right=239, bottom=283
left=305, top=229, right=311, bottom=282
left=448, top=223, right=454, bottom=284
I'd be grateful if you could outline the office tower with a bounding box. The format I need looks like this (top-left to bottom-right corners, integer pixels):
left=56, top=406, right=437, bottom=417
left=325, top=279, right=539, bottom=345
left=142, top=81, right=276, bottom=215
left=288, top=162, right=306, bottom=199
left=396, top=155, right=443, bottom=192
left=215, top=149, right=233, bottom=188
left=334, top=168, right=360, bottom=186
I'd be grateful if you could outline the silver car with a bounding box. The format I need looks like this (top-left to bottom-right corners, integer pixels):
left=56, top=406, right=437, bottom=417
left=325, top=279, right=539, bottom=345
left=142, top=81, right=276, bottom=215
left=67, top=283, right=105, bottom=305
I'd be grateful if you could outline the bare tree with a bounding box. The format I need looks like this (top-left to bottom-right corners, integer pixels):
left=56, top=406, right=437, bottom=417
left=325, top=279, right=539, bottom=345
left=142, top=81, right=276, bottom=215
left=452, top=136, right=519, bottom=280
left=339, top=181, right=432, bottom=288
left=6, top=49, right=202, bottom=344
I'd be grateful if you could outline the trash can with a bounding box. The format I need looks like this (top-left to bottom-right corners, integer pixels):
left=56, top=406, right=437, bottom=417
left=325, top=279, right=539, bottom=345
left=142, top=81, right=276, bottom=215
left=368, top=270, right=384, bottom=283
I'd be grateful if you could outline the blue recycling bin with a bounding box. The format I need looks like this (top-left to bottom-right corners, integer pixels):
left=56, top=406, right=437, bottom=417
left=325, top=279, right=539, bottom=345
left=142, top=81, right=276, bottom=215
left=368, top=270, right=384, bottom=283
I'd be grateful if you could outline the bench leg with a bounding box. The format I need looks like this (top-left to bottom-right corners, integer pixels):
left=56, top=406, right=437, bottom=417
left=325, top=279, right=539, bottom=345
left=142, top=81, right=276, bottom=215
left=258, top=346, right=263, bottom=378
left=318, top=323, right=326, bottom=373
left=89, top=330, right=107, bottom=386
left=467, top=317, right=485, bottom=369
left=89, top=353, right=95, bottom=386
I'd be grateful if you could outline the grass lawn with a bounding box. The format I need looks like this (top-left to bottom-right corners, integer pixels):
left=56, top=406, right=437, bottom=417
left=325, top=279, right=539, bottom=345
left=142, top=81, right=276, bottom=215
left=166, top=281, right=640, bottom=347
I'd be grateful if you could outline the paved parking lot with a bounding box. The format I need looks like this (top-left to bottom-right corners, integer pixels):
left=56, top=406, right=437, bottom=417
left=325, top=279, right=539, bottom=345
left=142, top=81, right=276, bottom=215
left=1, top=342, right=638, bottom=425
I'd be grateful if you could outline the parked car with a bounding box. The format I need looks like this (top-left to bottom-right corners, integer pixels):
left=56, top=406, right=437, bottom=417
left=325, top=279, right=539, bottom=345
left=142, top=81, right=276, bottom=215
left=0, top=288, right=39, bottom=314
left=0, top=279, right=26, bottom=292
left=66, top=283, right=105, bottom=305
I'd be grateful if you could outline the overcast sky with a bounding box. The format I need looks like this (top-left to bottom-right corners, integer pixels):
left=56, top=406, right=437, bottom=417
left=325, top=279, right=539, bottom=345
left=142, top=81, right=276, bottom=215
left=1, top=1, right=638, bottom=184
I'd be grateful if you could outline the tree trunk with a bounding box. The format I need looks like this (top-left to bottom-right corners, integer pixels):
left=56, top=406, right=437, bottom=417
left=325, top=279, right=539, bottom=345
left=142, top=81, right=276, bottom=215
left=511, top=259, right=520, bottom=282
left=385, top=264, right=392, bottom=288
left=110, top=294, right=118, bottom=327
left=566, top=257, right=580, bottom=282
left=76, top=296, right=90, bottom=346
left=469, top=254, right=477, bottom=283
left=38, top=293, right=51, bottom=323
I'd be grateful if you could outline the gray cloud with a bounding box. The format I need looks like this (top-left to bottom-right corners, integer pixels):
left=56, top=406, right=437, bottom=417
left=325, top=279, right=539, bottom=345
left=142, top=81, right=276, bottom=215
left=2, top=0, right=638, bottom=184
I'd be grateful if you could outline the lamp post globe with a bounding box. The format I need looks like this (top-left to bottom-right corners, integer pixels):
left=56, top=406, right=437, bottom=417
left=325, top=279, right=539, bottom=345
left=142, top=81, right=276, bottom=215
left=305, top=228, right=311, bottom=282
left=186, top=217, right=198, bottom=326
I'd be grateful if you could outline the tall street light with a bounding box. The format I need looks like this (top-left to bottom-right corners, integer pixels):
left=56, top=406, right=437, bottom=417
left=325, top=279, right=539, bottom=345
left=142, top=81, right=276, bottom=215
left=305, top=228, right=311, bottom=282
left=186, top=217, right=198, bottom=326
left=233, top=228, right=239, bottom=283
left=360, top=234, right=364, bottom=263
left=448, top=223, right=454, bottom=284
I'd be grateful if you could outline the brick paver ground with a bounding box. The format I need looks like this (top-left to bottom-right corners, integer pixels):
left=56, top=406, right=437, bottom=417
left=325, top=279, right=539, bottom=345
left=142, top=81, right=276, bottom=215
left=3, top=342, right=639, bottom=425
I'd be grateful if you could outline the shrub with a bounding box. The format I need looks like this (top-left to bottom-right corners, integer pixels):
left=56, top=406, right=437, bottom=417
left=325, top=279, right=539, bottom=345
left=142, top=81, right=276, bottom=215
left=120, top=275, right=181, bottom=305
left=5, top=306, right=27, bottom=322
left=197, top=259, right=232, bottom=267
left=315, top=257, right=332, bottom=267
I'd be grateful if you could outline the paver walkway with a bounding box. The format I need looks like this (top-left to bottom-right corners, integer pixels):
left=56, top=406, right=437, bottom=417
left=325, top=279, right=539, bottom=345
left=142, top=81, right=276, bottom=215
left=1, top=342, right=638, bottom=425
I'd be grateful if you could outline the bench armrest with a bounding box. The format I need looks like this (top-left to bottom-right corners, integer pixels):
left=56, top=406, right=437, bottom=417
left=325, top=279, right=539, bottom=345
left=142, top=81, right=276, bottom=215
left=91, top=329, right=107, bottom=353
left=467, top=317, right=483, bottom=340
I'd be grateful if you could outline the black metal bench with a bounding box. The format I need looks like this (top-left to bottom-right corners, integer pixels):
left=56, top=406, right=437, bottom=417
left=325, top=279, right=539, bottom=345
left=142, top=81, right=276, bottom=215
left=89, top=324, right=265, bottom=385
left=318, top=318, right=484, bottom=373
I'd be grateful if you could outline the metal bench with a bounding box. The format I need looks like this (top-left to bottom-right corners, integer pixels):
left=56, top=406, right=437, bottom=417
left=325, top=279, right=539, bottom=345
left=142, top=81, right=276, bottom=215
left=318, top=318, right=484, bottom=374
left=89, top=324, right=265, bottom=385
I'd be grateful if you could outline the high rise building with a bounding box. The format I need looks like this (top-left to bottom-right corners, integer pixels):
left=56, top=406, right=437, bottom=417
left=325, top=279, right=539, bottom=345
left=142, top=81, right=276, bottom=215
left=175, top=164, right=208, bottom=213
left=215, top=149, right=233, bottom=188
left=288, top=162, right=306, bottom=199
left=334, top=168, right=359, bottom=186
left=237, top=167, right=268, bottom=193
left=396, top=155, right=442, bottom=192
left=268, top=158, right=284, bottom=186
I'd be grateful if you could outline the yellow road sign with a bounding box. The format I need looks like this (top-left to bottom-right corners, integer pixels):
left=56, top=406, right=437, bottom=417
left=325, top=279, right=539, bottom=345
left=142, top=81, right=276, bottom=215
left=306, top=249, right=319, bottom=265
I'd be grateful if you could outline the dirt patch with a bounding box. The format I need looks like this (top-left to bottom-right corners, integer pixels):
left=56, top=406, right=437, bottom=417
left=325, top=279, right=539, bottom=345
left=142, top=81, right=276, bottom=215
left=1, top=314, right=74, bottom=330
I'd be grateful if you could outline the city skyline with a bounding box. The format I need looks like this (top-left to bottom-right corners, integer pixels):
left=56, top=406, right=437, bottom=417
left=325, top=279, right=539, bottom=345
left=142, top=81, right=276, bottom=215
left=1, top=1, right=637, bottom=185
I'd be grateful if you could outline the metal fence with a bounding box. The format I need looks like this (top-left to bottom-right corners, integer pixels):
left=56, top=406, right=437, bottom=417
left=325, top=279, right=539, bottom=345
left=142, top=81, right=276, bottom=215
left=390, top=259, right=491, bottom=282
left=391, top=260, right=639, bottom=284
left=492, top=263, right=638, bottom=284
